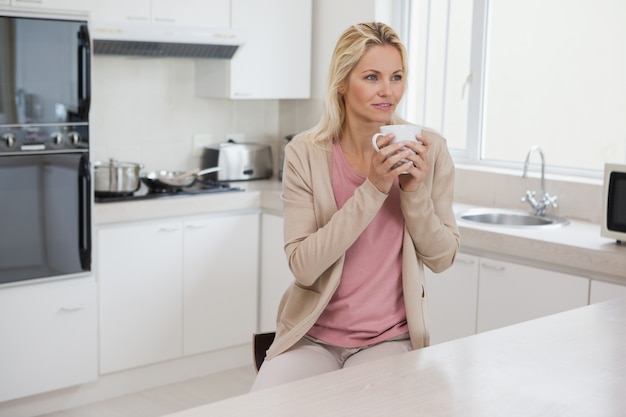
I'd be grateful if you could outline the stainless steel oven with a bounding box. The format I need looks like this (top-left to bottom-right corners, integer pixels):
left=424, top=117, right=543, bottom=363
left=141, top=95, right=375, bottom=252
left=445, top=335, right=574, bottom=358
left=0, top=14, right=91, bottom=285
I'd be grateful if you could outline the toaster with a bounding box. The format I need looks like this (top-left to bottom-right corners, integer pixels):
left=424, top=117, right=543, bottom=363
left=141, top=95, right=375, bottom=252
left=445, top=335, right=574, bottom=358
left=202, top=140, right=273, bottom=181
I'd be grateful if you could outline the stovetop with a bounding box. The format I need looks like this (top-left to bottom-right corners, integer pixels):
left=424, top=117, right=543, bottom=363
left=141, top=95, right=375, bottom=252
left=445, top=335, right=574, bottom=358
left=95, top=180, right=243, bottom=203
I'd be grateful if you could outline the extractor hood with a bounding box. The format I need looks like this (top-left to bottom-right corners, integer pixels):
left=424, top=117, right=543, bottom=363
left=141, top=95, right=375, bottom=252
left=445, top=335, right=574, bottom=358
left=91, top=21, right=245, bottom=59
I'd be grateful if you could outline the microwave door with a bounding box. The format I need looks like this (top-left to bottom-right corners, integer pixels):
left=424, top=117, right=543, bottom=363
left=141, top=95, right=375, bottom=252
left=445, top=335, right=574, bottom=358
left=0, top=17, right=89, bottom=125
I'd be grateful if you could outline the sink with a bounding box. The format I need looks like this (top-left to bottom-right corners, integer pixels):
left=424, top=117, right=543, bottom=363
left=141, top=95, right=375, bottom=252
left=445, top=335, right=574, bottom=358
left=458, top=208, right=569, bottom=228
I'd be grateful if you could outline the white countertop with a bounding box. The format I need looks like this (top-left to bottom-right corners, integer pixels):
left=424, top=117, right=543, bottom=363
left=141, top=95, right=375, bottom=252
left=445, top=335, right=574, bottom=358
left=162, top=297, right=626, bottom=417
left=94, top=179, right=626, bottom=282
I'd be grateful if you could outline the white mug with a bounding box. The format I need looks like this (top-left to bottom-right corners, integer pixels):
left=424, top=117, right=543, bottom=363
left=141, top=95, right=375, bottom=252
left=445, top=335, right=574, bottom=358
left=372, top=124, right=422, bottom=162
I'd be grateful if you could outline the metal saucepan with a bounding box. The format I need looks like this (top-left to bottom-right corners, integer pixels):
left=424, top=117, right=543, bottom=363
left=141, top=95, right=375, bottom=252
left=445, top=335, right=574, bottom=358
left=141, top=167, right=221, bottom=192
left=94, top=159, right=143, bottom=196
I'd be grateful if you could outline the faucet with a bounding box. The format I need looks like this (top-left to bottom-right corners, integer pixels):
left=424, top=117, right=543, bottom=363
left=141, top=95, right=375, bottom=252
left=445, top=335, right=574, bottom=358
left=521, top=146, right=557, bottom=216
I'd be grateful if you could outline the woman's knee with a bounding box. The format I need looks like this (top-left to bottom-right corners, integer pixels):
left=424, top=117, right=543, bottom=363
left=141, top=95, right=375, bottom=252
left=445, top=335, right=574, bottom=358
left=250, top=339, right=341, bottom=392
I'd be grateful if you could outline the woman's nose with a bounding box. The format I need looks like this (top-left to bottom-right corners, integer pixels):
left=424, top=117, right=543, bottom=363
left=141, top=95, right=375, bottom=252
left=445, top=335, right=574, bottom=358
left=378, top=80, right=392, bottom=96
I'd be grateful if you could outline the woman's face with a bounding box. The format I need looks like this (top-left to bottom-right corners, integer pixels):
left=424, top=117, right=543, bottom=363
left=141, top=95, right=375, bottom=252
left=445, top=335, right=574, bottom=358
left=341, top=44, right=405, bottom=127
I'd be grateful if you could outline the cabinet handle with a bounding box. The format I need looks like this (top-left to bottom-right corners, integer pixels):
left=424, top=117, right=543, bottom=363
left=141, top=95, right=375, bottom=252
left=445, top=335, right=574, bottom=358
left=481, top=262, right=506, bottom=272
left=126, top=16, right=150, bottom=22
left=158, top=227, right=180, bottom=233
left=456, top=257, right=476, bottom=265
left=186, top=224, right=206, bottom=230
left=59, top=305, right=85, bottom=312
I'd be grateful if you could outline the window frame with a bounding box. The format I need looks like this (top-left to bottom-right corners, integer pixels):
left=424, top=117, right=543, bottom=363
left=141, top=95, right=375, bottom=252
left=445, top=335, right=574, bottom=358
left=399, top=0, right=606, bottom=180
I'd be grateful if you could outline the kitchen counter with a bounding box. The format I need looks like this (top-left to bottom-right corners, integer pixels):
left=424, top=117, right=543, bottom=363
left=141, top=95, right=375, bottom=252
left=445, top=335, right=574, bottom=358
left=94, top=180, right=626, bottom=283
left=163, top=297, right=626, bottom=417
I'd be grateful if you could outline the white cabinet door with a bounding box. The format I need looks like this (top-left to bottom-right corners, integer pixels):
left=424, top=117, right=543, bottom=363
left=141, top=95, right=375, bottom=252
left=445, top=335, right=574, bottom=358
left=92, top=0, right=229, bottom=27
left=183, top=213, right=259, bottom=355
left=8, top=0, right=91, bottom=12
left=590, top=280, right=626, bottom=304
left=98, top=221, right=183, bottom=374
left=152, top=0, right=229, bottom=27
left=477, top=258, right=589, bottom=332
left=195, top=0, right=312, bottom=99
left=424, top=253, right=479, bottom=344
left=259, top=213, right=293, bottom=332
left=0, top=278, right=97, bottom=402
left=91, top=0, right=151, bottom=23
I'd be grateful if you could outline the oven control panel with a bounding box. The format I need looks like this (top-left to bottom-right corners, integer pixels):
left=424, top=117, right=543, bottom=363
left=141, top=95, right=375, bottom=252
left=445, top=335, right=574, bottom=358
left=0, top=124, right=89, bottom=154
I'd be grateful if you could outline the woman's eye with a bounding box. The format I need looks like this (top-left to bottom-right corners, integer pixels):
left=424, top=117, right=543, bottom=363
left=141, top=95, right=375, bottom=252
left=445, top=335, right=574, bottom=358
left=366, top=74, right=378, bottom=81
left=392, top=74, right=403, bottom=81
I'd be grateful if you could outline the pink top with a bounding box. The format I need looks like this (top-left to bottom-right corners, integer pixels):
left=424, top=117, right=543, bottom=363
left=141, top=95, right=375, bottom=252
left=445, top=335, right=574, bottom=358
left=307, top=139, right=408, bottom=348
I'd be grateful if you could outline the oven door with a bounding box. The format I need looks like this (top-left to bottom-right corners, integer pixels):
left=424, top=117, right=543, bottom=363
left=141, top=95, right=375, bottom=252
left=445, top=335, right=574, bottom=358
left=0, top=152, right=91, bottom=285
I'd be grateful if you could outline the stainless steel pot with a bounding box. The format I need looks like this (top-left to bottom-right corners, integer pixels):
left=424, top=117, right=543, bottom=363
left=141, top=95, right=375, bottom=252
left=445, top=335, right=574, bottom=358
left=94, top=159, right=143, bottom=196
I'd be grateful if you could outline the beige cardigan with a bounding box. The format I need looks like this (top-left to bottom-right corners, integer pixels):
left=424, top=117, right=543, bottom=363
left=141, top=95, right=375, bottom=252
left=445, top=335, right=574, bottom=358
left=265, top=128, right=460, bottom=361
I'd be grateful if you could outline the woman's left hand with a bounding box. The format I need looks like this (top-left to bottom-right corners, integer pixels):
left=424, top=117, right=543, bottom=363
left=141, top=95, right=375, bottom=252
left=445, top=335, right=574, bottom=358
left=397, top=134, right=430, bottom=192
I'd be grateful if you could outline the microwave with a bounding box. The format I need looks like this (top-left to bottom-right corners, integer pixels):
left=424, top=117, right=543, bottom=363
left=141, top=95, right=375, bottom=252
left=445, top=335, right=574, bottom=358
left=601, top=163, right=626, bottom=243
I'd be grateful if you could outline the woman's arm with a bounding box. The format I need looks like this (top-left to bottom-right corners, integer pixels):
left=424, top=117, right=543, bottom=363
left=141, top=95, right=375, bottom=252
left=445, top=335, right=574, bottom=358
left=400, top=132, right=460, bottom=273
left=281, top=140, right=388, bottom=287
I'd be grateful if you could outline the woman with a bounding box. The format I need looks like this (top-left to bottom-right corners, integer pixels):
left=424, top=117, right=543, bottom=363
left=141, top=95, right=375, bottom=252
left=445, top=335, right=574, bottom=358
left=251, top=22, right=459, bottom=391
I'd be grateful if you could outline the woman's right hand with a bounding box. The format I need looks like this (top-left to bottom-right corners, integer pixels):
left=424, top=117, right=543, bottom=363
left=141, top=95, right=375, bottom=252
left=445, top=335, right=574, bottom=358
left=368, top=133, right=416, bottom=193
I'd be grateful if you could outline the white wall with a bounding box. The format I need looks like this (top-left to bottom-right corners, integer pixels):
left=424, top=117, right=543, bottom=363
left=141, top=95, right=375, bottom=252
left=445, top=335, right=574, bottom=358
left=90, top=57, right=280, bottom=172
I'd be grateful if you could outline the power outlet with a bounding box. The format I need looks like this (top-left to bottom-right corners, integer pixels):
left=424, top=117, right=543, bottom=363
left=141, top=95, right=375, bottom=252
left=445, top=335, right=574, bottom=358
left=192, top=134, right=213, bottom=157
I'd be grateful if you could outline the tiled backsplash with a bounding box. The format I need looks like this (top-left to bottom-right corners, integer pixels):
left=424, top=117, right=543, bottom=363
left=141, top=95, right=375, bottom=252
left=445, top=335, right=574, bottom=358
left=90, top=56, right=282, bottom=173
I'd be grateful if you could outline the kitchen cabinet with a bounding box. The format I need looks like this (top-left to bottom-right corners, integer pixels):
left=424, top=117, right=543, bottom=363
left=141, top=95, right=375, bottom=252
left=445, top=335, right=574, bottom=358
left=424, top=253, right=479, bottom=344
left=590, top=280, right=626, bottom=304
left=91, top=0, right=229, bottom=27
left=476, top=258, right=589, bottom=332
left=98, top=211, right=259, bottom=373
left=98, top=220, right=184, bottom=374
left=1, top=0, right=91, bottom=12
left=183, top=213, right=259, bottom=355
left=0, top=277, right=97, bottom=402
left=259, top=213, right=293, bottom=332
left=195, top=0, right=312, bottom=99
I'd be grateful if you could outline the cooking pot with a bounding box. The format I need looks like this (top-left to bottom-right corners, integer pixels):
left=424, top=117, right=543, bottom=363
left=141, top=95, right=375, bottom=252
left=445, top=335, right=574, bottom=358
left=94, top=159, right=143, bottom=196
left=141, top=167, right=221, bottom=192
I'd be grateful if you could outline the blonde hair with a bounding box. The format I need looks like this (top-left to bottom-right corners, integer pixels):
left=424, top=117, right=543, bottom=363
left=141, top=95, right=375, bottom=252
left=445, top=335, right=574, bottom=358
left=299, top=22, right=408, bottom=145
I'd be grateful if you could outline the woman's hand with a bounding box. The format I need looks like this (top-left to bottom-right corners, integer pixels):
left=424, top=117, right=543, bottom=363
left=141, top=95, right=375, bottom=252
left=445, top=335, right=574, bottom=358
left=368, top=133, right=430, bottom=193
left=398, top=134, right=430, bottom=192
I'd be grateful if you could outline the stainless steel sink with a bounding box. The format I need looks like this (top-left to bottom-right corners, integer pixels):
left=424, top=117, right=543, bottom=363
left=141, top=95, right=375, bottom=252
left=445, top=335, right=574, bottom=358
left=457, top=208, right=569, bottom=228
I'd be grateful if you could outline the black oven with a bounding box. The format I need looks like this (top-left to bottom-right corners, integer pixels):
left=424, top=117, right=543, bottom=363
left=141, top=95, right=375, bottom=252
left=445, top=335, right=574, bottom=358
left=0, top=14, right=91, bottom=285
left=0, top=152, right=91, bottom=284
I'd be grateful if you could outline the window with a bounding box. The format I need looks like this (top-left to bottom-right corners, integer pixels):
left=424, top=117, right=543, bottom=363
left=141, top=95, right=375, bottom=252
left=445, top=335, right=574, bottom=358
left=404, top=0, right=626, bottom=176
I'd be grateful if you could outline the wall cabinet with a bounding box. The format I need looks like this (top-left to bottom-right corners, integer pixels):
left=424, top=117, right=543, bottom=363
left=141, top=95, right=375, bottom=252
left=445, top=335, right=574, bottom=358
left=424, top=253, right=479, bottom=344
left=259, top=213, right=293, bottom=332
left=195, top=0, right=312, bottom=99
left=476, top=258, right=589, bottom=332
left=91, top=0, right=229, bottom=28
left=590, top=280, right=626, bottom=304
left=0, top=278, right=97, bottom=402
left=98, top=212, right=259, bottom=374
left=1, top=0, right=91, bottom=12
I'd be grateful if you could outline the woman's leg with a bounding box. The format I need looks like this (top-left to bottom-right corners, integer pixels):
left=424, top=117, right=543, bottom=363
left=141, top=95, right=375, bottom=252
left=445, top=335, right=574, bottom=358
left=343, top=339, right=412, bottom=369
left=250, top=336, right=343, bottom=392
